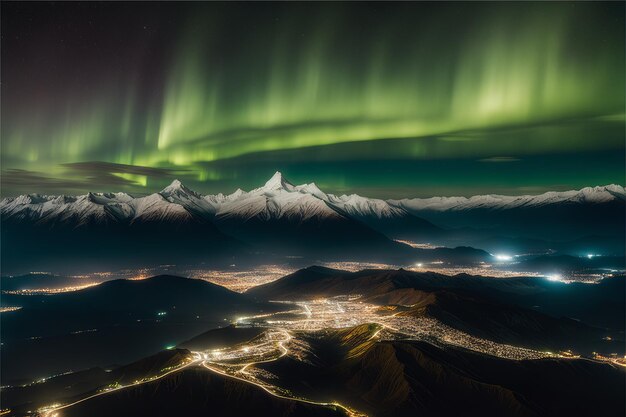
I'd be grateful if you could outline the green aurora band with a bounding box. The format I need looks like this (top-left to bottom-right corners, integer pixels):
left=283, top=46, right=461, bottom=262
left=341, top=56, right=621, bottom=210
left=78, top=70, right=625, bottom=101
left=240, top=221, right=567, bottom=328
left=1, top=2, right=624, bottom=196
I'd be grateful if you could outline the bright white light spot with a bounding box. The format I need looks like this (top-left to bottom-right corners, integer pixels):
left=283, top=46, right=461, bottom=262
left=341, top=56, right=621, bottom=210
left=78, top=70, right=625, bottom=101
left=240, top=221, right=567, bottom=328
left=587, top=254, right=594, bottom=259
left=494, top=254, right=513, bottom=261
left=546, top=274, right=562, bottom=282
left=416, top=263, right=423, bottom=267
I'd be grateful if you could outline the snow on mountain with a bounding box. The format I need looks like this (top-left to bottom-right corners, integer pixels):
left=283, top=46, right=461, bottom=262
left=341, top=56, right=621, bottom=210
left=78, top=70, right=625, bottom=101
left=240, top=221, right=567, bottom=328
left=256, top=171, right=296, bottom=192
left=205, top=188, right=246, bottom=206
left=51, top=193, right=123, bottom=227
left=295, top=183, right=328, bottom=200
left=129, top=193, right=195, bottom=224
left=160, top=179, right=218, bottom=217
left=1, top=191, right=138, bottom=224
left=389, top=185, right=626, bottom=213
left=1, top=194, right=53, bottom=222
left=215, top=172, right=341, bottom=222
left=2, top=172, right=623, bottom=230
left=328, top=193, right=408, bottom=219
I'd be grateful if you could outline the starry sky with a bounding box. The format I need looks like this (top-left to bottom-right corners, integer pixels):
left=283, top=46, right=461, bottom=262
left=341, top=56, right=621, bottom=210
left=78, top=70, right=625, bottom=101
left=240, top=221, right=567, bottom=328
left=1, top=2, right=624, bottom=198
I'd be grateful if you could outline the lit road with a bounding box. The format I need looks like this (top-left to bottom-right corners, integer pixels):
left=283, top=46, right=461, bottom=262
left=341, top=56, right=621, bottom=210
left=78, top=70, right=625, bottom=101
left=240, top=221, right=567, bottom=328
left=39, top=352, right=203, bottom=417
left=200, top=361, right=364, bottom=417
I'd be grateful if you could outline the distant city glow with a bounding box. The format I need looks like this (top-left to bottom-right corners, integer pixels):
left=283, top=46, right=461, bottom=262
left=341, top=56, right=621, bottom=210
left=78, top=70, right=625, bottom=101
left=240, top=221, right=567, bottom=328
left=494, top=254, right=513, bottom=261
left=2, top=283, right=98, bottom=295
left=546, top=274, right=562, bottom=282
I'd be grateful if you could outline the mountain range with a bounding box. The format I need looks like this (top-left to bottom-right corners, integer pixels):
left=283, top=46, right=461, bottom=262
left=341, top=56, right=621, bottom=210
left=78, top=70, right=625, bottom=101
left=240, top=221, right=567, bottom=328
left=2, top=172, right=624, bottom=272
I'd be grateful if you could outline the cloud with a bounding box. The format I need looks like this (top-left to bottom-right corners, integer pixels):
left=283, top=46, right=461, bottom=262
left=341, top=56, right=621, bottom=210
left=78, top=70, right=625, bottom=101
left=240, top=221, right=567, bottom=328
left=1, top=168, right=144, bottom=196
left=1, top=162, right=191, bottom=197
left=61, top=161, right=184, bottom=177
left=1, top=169, right=88, bottom=189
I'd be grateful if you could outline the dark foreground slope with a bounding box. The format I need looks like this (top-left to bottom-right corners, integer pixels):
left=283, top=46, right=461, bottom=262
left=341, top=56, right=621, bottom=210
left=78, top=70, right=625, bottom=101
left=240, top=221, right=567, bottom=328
left=56, top=367, right=347, bottom=417
left=2, top=348, right=193, bottom=413
left=258, top=325, right=625, bottom=417
left=340, top=341, right=624, bottom=417
left=1, top=275, right=277, bottom=384
left=178, top=325, right=266, bottom=351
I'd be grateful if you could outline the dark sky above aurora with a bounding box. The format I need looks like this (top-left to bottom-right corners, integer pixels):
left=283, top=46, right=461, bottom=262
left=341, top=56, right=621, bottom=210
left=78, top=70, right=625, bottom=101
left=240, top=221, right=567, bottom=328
left=1, top=2, right=624, bottom=198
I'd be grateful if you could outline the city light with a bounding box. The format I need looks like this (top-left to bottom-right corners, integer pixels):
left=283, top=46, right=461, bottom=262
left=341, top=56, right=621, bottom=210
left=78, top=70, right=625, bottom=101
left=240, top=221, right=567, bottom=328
left=494, top=254, right=513, bottom=261
left=0, top=306, right=22, bottom=313
left=546, top=274, right=562, bottom=282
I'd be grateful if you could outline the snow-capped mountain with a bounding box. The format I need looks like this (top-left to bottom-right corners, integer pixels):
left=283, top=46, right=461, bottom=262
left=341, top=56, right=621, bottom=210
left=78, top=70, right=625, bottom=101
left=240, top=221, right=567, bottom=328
left=1, top=189, right=239, bottom=274
left=389, top=185, right=626, bottom=213
left=159, top=179, right=218, bottom=218
left=3, top=172, right=623, bottom=233
left=328, top=193, right=406, bottom=219
left=205, top=173, right=409, bottom=253
left=129, top=193, right=196, bottom=224
left=2, top=173, right=624, bottom=272
left=0, top=172, right=422, bottom=271
left=214, top=172, right=342, bottom=222
left=388, top=184, right=625, bottom=244
left=205, top=171, right=429, bottom=227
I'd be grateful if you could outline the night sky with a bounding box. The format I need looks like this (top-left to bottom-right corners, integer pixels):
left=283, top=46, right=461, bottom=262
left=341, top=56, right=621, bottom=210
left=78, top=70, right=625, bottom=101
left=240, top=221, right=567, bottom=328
left=1, top=2, right=624, bottom=198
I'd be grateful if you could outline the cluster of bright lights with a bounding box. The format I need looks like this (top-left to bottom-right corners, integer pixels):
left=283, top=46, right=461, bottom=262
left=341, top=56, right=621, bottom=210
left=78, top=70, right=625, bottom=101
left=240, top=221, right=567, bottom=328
left=493, top=253, right=513, bottom=261
left=2, top=283, right=98, bottom=295
left=189, top=265, right=296, bottom=292
left=546, top=274, right=562, bottom=282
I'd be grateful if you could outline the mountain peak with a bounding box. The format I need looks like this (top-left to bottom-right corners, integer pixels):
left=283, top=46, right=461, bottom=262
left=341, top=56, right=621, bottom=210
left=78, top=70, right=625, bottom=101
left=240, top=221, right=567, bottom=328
left=160, top=179, right=201, bottom=198
left=167, top=179, right=183, bottom=189
left=262, top=171, right=295, bottom=191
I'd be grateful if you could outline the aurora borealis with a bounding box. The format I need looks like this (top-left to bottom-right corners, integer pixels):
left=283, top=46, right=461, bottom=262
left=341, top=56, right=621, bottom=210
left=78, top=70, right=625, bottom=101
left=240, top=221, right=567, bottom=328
left=1, top=2, right=624, bottom=197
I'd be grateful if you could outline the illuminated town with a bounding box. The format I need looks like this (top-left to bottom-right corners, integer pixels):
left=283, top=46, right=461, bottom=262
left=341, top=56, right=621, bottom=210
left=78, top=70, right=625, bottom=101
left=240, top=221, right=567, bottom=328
left=34, top=292, right=590, bottom=417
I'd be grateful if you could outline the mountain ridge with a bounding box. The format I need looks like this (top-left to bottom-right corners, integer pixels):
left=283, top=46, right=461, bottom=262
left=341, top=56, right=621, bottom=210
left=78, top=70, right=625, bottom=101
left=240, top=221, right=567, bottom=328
left=3, top=172, right=622, bottom=224
left=2, top=173, right=624, bottom=271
